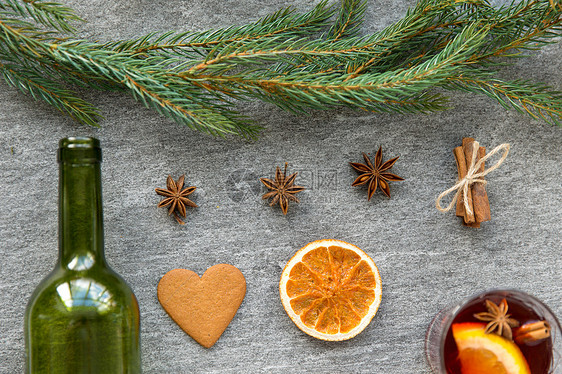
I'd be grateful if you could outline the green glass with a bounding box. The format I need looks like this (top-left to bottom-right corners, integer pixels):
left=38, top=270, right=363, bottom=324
left=24, top=137, right=141, bottom=373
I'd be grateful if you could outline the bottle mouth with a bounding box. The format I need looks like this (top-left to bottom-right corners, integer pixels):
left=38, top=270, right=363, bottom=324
left=58, top=137, right=102, bottom=163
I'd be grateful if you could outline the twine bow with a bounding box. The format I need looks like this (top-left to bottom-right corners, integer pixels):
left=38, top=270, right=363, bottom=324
left=436, top=142, right=510, bottom=215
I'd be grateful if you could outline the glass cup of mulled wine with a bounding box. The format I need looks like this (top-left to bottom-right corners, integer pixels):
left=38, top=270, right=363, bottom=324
left=425, top=289, right=561, bottom=374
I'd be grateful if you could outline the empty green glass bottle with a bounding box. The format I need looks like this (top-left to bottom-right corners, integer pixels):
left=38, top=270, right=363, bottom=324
left=24, top=137, right=141, bottom=373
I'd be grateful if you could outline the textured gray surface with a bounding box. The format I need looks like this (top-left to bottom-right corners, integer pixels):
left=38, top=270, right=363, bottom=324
left=1, top=0, right=561, bottom=373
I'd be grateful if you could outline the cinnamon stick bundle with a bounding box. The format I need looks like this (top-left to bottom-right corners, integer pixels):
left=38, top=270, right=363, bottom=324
left=453, top=137, right=491, bottom=227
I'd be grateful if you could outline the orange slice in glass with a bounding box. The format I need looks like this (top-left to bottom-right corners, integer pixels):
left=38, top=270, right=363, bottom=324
left=452, top=322, right=531, bottom=374
left=279, top=239, right=382, bottom=341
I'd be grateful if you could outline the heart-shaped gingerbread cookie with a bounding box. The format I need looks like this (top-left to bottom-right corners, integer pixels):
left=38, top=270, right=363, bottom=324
left=157, top=264, right=246, bottom=348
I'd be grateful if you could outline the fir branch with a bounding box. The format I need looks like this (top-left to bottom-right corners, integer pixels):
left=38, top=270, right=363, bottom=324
left=444, top=76, right=562, bottom=124
left=0, top=14, right=117, bottom=123
left=123, top=74, right=261, bottom=138
left=360, top=0, right=562, bottom=70
left=0, top=18, right=260, bottom=136
left=0, top=0, right=82, bottom=33
left=0, top=20, right=119, bottom=89
left=0, top=55, right=101, bottom=126
left=105, top=0, right=334, bottom=56
left=180, top=24, right=487, bottom=112
left=52, top=45, right=261, bottom=137
left=471, top=0, right=562, bottom=61
left=184, top=36, right=384, bottom=74
left=327, top=0, right=367, bottom=40
left=342, top=0, right=489, bottom=77
left=272, top=0, right=478, bottom=76
left=0, top=0, right=560, bottom=137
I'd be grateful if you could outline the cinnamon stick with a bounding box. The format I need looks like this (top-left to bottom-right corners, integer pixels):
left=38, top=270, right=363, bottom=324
left=514, top=321, right=551, bottom=345
left=460, top=138, right=476, bottom=224
left=453, top=146, right=467, bottom=218
left=472, top=146, right=491, bottom=223
left=515, top=321, right=551, bottom=335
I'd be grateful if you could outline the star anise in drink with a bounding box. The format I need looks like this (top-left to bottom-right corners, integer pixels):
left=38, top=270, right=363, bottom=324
left=474, top=298, right=520, bottom=340
left=350, top=146, right=404, bottom=200
left=260, top=163, right=305, bottom=215
left=155, top=175, right=197, bottom=225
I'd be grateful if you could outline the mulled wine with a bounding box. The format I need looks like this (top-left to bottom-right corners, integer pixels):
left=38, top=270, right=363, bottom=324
left=425, top=289, right=561, bottom=374
left=443, top=292, right=553, bottom=373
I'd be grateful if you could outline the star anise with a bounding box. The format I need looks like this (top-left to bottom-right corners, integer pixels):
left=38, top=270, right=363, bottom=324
left=155, top=175, right=197, bottom=225
left=350, top=146, right=404, bottom=200
left=474, top=298, right=520, bottom=340
left=260, top=163, right=305, bottom=215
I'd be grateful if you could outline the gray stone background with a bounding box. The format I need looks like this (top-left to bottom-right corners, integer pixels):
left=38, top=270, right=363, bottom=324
left=1, top=0, right=561, bottom=373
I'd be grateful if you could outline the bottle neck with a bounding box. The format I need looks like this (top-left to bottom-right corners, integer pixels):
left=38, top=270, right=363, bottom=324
left=58, top=161, right=106, bottom=270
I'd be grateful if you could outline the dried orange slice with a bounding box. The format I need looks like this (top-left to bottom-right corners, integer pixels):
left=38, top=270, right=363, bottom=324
left=452, top=322, right=531, bottom=374
left=279, top=239, right=382, bottom=341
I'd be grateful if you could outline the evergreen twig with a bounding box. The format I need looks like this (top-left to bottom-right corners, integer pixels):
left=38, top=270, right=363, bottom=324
left=444, top=76, right=562, bottom=124
left=0, top=0, right=560, bottom=137
left=0, top=54, right=101, bottom=125
left=105, top=1, right=335, bottom=56
left=0, top=0, right=82, bottom=33
left=327, top=0, right=367, bottom=40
